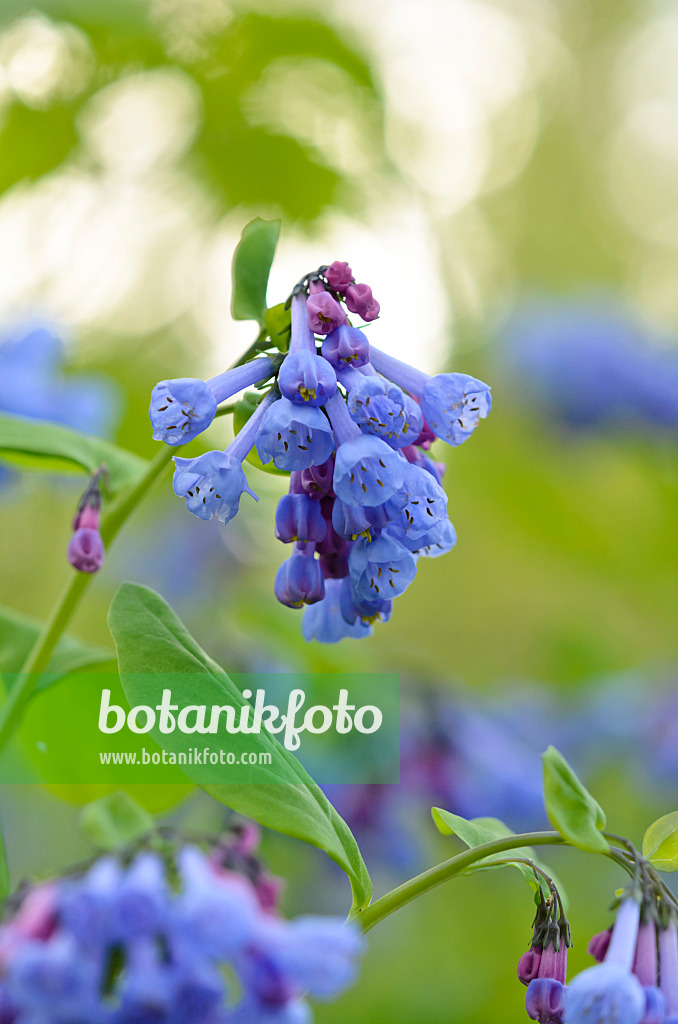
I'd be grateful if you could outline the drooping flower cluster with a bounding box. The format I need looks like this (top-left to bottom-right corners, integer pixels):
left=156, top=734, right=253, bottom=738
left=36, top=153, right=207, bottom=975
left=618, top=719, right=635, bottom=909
left=516, top=878, right=678, bottom=1024
left=518, top=884, right=571, bottom=1024
left=0, top=838, right=363, bottom=1024
left=149, top=261, right=491, bottom=641
left=67, top=466, right=106, bottom=574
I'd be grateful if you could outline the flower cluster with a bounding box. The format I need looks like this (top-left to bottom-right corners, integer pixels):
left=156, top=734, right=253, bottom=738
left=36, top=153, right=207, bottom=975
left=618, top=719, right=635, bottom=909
left=516, top=879, right=678, bottom=1024
left=149, top=261, right=491, bottom=642
left=0, top=838, right=363, bottom=1024
left=67, top=467, right=106, bottom=574
left=518, top=885, right=570, bottom=1024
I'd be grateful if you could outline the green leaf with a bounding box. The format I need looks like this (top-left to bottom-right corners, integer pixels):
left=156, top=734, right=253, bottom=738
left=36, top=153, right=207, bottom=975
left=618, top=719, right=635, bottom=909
left=107, top=583, right=372, bottom=911
left=643, top=812, right=678, bottom=871
left=0, top=604, right=115, bottom=686
left=432, top=807, right=566, bottom=902
left=542, top=746, right=609, bottom=853
left=264, top=303, right=292, bottom=352
left=0, top=414, right=147, bottom=495
left=81, top=791, right=155, bottom=851
left=231, top=218, right=281, bottom=325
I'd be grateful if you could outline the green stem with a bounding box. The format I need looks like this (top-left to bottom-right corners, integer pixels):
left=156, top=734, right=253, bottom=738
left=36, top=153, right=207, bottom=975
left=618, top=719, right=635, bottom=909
left=352, top=831, right=635, bottom=933
left=0, top=445, right=174, bottom=755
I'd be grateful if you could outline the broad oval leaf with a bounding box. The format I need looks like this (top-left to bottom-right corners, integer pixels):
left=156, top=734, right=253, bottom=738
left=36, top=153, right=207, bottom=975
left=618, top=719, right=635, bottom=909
left=0, top=413, right=147, bottom=495
left=107, top=582, right=371, bottom=911
left=542, top=746, right=609, bottom=854
left=432, top=807, right=566, bottom=903
left=0, top=604, right=115, bottom=686
left=231, top=218, right=281, bottom=325
left=643, top=812, right=678, bottom=871
left=81, top=791, right=156, bottom=851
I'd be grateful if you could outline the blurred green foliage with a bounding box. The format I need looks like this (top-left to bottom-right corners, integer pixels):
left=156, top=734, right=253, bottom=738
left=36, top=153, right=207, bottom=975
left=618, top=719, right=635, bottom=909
left=0, top=0, right=676, bottom=1021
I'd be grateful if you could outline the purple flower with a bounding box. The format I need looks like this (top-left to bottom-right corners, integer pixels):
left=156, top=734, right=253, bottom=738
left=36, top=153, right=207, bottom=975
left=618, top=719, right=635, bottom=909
left=659, top=917, right=678, bottom=1019
left=345, top=283, right=380, bottom=322
left=274, top=545, right=325, bottom=608
left=275, top=491, right=327, bottom=544
left=526, top=979, right=567, bottom=1024
left=150, top=357, right=275, bottom=445
left=306, top=290, right=347, bottom=335
left=321, top=325, right=370, bottom=368
left=67, top=469, right=106, bottom=574
left=67, top=527, right=105, bottom=573
left=324, top=261, right=354, bottom=292
left=519, top=949, right=543, bottom=986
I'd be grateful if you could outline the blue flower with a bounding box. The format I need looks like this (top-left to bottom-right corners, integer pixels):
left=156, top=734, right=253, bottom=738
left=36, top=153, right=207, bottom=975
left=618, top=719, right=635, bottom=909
left=349, top=533, right=417, bottom=602
left=274, top=547, right=325, bottom=608
left=0, top=319, right=118, bottom=437
left=339, top=575, right=392, bottom=625
left=321, top=324, right=370, bottom=368
left=368, top=345, right=491, bottom=446
left=256, top=398, right=336, bottom=471
left=565, top=963, right=646, bottom=1024
left=278, top=350, right=336, bottom=407
left=500, top=297, right=678, bottom=433
left=302, top=578, right=373, bottom=643
left=419, top=373, right=492, bottom=446
left=173, top=450, right=258, bottom=523
left=388, top=516, right=456, bottom=556
left=150, top=356, right=276, bottom=445
left=331, top=497, right=390, bottom=540
left=173, top=390, right=278, bottom=522
left=333, top=435, right=406, bottom=507
left=1, top=842, right=363, bottom=1024
left=347, top=375, right=423, bottom=447
left=566, top=899, right=646, bottom=1024
left=150, top=378, right=218, bottom=445
left=384, top=462, right=448, bottom=537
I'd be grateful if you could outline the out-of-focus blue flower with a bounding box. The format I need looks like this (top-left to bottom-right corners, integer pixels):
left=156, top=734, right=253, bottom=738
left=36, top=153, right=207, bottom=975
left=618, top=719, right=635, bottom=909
left=302, top=578, right=372, bottom=643
left=0, top=319, right=118, bottom=438
left=566, top=898, right=646, bottom=1024
left=500, top=297, right=678, bottom=433
left=0, top=845, right=363, bottom=1024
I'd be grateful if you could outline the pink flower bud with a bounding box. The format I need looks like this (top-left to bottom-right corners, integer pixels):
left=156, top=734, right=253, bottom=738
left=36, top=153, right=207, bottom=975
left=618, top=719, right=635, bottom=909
left=588, top=928, right=613, bottom=962
left=345, top=282, right=380, bottom=322
left=67, top=527, right=105, bottom=573
left=325, top=261, right=354, bottom=292
left=518, top=948, right=543, bottom=986
left=307, top=291, right=347, bottom=335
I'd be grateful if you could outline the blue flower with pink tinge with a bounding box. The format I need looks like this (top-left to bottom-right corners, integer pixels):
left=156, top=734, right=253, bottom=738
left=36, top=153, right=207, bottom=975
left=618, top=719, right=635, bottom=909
left=149, top=255, right=490, bottom=641
left=0, top=842, right=363, bottom=1024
